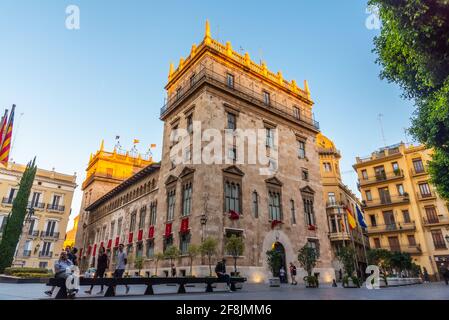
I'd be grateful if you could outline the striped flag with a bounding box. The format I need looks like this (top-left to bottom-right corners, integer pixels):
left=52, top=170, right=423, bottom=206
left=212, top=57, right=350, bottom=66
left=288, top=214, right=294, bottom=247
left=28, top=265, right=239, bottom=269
left=0, top=105, right=15, bottom=166
left=346, top=207, right=357, bottom=230
left=0, top=109, right=9, bottom=148
left=356, top=205, right=368, bottom=229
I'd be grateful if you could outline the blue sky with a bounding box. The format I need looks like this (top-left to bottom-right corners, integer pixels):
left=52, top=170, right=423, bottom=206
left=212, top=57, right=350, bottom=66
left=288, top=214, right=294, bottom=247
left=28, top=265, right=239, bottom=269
left=0, top=1, right=416, bottom=230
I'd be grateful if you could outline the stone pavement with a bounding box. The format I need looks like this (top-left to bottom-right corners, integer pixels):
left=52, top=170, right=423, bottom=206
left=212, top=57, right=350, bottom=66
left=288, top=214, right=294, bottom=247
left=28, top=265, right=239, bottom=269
left=0, top=282, right=448, bottom=300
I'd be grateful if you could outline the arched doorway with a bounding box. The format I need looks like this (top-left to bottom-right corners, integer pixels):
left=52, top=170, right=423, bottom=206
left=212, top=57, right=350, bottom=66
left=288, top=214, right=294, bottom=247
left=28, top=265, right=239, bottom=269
left=273, top=242, right=288, bottom=283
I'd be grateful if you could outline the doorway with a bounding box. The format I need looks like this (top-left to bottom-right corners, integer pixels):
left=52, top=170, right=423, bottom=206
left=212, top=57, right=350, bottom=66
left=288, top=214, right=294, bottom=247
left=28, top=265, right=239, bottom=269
left=273, top=242, right=288, bottom=283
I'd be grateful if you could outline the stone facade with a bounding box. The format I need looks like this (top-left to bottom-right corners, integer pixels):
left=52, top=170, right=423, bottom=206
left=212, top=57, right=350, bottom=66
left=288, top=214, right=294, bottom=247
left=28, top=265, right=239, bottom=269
left=78, top=22, right=334, bottom=284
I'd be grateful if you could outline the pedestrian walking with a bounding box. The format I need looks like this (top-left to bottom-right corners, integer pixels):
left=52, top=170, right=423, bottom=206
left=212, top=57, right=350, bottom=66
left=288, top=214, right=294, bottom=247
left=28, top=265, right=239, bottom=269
left=279, top=267, right=287, bottom=283
left=113, top=244, right=129, bottom=294
left=422, top=267, right=430, bottom=283
left=85, top=247, right=109, bottom=295
left=289, top=262, right=297, bottom=285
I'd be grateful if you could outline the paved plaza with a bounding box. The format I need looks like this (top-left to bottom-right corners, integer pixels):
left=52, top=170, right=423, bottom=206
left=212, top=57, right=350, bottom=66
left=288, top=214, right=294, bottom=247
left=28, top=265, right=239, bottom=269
left=0, top=282, right=448, bottom=300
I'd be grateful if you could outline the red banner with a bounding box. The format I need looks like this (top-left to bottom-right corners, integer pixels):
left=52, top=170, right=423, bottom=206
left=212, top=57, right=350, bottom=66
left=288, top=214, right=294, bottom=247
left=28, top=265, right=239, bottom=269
left=180, top=218, right=189, bottom=234
left=115, top=236, right=120, bottom=247
left=128, top=232, right=133, bottom=244
left=165, top=223, right=172, bottom=237
left=148, top=226, right=155, bottom=239
left=87, top=245, right=92, bottom=255
left=138, top=229, right=143, bottom=241
left=107, top=239, right=112, bottom=249
left=92, top=244, right=97, bottom=257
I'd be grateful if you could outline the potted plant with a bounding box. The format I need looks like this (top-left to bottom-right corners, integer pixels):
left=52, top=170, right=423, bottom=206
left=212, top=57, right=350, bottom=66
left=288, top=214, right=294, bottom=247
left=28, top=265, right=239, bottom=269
left=187, top=244, right=200, bottom=276
left=164, top=245, right=180, bottom=277
left=134, top=256, right=144, bottom=277
left=336, top=246, right=359, bottom=288
left=225, top=235, right=245, bottom=277
left=266, top=249, right=282, bottom=287
left=298, top=244, right=319, bottom=288
left=200, top=237, right=218, bottom=277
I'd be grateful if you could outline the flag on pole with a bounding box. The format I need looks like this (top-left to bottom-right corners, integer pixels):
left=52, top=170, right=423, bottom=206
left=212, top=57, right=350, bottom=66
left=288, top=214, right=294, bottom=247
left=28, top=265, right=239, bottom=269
left=0, top=105, right=15, bottom=166
left=346, top=207, right=357, bottom=230
left=133, top=139, right=140, bottom=144
left=150, top=144, right=156, bottom=148
left=356, top=205, right=368, bottom=229
left=0, top=109, right=9, bottom=148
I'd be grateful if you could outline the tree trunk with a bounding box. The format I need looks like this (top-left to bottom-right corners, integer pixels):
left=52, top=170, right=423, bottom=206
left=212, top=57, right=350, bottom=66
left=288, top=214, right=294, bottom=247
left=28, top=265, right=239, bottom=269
left=208, top=256, right=212, bottom=276
left=234, top=257, right=237, bottom=273
left=190, top=258, right=193, bottom=276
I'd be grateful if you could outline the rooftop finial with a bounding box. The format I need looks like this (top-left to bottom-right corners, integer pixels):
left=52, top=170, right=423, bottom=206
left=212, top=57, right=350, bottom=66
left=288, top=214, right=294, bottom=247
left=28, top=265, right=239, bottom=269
left=100, top=139, right=105, bottom=152
left=304, top=80, right=311, bottom=99
left=168, top=62, right=174, bottom=79
left=204, top=19, right=211, bottom=44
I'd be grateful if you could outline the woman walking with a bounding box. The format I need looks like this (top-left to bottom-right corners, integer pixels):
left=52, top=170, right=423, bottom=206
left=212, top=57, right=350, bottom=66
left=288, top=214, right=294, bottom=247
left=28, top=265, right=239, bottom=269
left=289, top=262, right=298, bottom=285
left=85, top=247, right=109, bottom=295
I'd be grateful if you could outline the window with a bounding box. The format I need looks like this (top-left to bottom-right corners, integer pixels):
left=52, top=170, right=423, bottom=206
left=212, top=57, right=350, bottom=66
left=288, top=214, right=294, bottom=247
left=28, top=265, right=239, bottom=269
left=431, top=230, right=447, bottom=249
left=298, top=141, right=306, bottom=159
left=373, top=238, right=381, bottom=249
left=268, top=191, right=282, bottom=221
left=369, top=215, right=377, bottom=227
left=407, top=235, right=416, bottom=246
left=392, top=162, right=399, bottom=172
left=182, top=182, right=192, bottom=217
left=225, top=181, right=241, bottom=214
left=51, top=195, right=61, bottom=208
left=263, top=91, right=270, bottom=105
left=374, top=166, right=386, bottom=180
left=251, top=191, right=259, bottom=218
left=39, top=262, right=48, bottom=269
left=290, top=200, right=296, bottom=224
left=378, top=187, right=391, bottom=204
left=179, top=233, right=191, bottom=255
left=117, top=218, right=122, bottom=237
left=307, top=240, right=320, bottom=255
left=130, top=212, right=137, bottom=232
left=28, top=218, right=36, bottom=234
left=110, top=221, right=115, bottom=238
left=402, top=210, right=411, bottom=223
left=266, top=128, right=274, bottom=148
left=361, top=170, right=368, bottom=180
left=425, top=206, right=439, bottom=223
left=413, top=158, right=424, bottom=173
left=167, top=189, right=176, bottom=221
left=228, top=147, right=237, bottom=162
left=186, top=115, right=193, bottom=134
left=149, top=202, right=157, bottom=225
left=139, top=207, right=146, bottom=229
left=303, top=197, right=315, bottom=226
left=396, top=184, right=405, bottom=196
left=365, top=190, right=373, bottom=201
left=225, top=230, right=243, bottom=255
left=293, top=107, right=300, bottom=119
left=328, top=192, right=336, bottom=205
left=227, top=113, right=236, bottom=130
left=30, top=192, right=42, bottom=207
left=41, top=242, right=52, bottom=256
left=302, top=169, right=309, bottom=181
left=419, top=183, right=431, bottom=197
left=163, top=235, right=173, bottom=253
left=176, top=87, right=182, bottom=100
left=146, top=240, right=154, bottom=258
left=23, top=240, right=32, bottom=256
left=226, top=73, right=234, bottom=88
left=7, top=188, right=17, bottom=203
left=136, top=243, right=143, bottom=258
left=190, top=73, right=196, bottom=87
left=323, top=162, right=332, bottom=172
left=45, top=220, right=57, bottom=236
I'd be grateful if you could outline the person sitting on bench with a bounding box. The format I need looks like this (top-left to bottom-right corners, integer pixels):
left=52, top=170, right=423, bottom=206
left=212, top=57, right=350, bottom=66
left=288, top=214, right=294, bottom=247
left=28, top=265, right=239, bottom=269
left=215, top=258, right=232, bottom=292
left=45, top=251, right=76, bottom=297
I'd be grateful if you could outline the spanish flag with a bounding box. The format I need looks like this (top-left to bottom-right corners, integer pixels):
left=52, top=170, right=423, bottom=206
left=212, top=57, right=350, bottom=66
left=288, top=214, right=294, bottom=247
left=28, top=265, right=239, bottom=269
left=346, top=207, right=357, bottom=230
left=133, top=139, right=140, bottom=144
left=0, top=105, right=15, bottom=166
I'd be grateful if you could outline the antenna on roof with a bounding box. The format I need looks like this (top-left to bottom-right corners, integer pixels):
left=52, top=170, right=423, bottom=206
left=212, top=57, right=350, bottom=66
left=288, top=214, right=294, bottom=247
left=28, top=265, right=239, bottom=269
left=377, top=113, right=387, bottom=147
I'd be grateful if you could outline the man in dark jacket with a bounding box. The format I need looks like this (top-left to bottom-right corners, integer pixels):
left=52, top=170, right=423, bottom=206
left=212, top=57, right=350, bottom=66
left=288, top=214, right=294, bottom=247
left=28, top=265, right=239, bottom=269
left=215, top=258, right=232, bottom=292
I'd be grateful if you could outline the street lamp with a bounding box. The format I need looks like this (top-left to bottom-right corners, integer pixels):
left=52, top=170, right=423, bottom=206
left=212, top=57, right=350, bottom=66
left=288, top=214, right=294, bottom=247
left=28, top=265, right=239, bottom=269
left=200, top=214, right=208, bottom=242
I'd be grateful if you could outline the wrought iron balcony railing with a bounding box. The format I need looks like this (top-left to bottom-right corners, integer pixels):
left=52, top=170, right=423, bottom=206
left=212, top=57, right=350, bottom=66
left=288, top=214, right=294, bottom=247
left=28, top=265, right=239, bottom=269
left=362, top=195, right=410, bottom=209
left=40, top=231, right=60, bottom=239
left=28, top=230, right=39, bottom=237
left=422, top=216, right=449, bottom=226
left=367, top=221, right=416, bottom=234
left=39, top=251, right=53, bottom=258
left=28, top=201, right=45, bottom=209
left=358, top=170, right=404, bottom=186
left=160, top=67, right=320, bottom=130
left=47, top=204, right=65, bottom=212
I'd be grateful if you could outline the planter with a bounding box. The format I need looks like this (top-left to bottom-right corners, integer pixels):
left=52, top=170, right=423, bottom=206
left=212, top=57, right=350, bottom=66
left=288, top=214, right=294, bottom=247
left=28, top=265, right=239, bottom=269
left=269, top=277, right=281, bottom=287
left=304, top=276, right=319, bottom=288
left=343, top=278, right=360, bottom=288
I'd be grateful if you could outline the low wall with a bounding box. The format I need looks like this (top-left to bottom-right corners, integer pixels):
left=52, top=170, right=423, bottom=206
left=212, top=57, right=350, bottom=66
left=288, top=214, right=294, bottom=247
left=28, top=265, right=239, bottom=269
left=380, top=277, right=423, bottom=287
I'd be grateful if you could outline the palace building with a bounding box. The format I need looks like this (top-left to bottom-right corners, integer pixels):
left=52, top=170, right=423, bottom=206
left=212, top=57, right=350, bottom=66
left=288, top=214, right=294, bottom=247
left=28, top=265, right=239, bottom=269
left=0, top=163, right=77, bottom=269
left=77, top=21, right=334, bottom=283
left=354, top=142, right=449, bottom=279
left=317, top=133, right=369, bottom=278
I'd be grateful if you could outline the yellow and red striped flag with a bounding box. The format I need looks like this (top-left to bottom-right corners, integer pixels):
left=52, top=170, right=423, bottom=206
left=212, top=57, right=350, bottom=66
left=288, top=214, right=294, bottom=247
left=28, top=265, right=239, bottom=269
left=346, top=207, right=357, bottom=230
left=0, top=105, right=15, bottom=166
left=0, top=109, right=9, bottom=148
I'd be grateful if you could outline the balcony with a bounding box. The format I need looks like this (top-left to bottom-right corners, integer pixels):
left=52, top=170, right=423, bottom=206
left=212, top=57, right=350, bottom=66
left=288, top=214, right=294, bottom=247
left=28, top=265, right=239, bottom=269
left=28, top=201, right=45, bottom=210
left=416, top=191, right=437, bottom=201
left=160, top=67, right=320, bottom=131
left=47, top=204, right=65, bottom=212
left=328, top=231, right=351, bottom=241
left=39, top=251, right=53, bottom=258
left=22, top=250, right=32, bottom=257
left=422, top=216, right=449, bottom=227
left=40, top=231, right=60, bottom=239
left=358, top=170, right=404, bottom=187
left=2, top=197, right=14, bottom=205
left=402, top=244, right=422, bottom=255
left=362, top=195, right=410, bottom=209
left=410, top=167, right=427, bottom=177
left=367, top=221, right=416, bottom=235
left=355, top=144, right=402, bottom=164
left=326, top=201, right=344, bottom=209
left=27, top=230, right=39, bottom=238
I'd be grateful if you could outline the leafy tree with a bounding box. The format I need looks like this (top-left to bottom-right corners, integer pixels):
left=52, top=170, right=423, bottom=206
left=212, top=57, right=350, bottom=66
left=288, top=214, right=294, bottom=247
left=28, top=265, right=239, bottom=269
left=390, top=252, right=413, bottom=274
left=367, top=248, right=392, bottom=275
left=225, top=235, right=245, bottom=273
left=154, top=252, right=165, bottom=276
left=266, top=249, right=282, bottom=277
left=336, top=246, right=356, bottom=278
left=298, top=244, right=320, bottom=287
left=369, top=0, right=449, bottom=199
left=0, top=159, right=37, bottom=272
left=134, top=256, right=144, bottom=276
left=186, top=244, right=200, bottom=276
left=200, top=237, right=218, bottom=276
left=164, top=245, right=180, bottom=276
